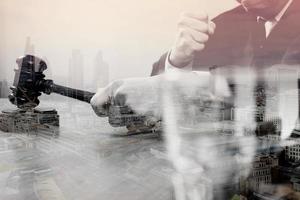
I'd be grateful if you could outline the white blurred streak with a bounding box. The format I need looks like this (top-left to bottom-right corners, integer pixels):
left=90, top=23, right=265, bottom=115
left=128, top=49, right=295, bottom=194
left=264, top=68, right=279, bottom=124
left=162, top=78, right=181, bottom=165
left=172, top=174, right=186, bottom=200
left=264, top=65, right=299, bottom=140
left=277, top=66, right=298, bottom=140
left=233, top=68, right=257, bottom=137
left=163, top=70, right=257, bottom=200
left=163, top=73, right=187, bottom=200
left=163, top=71, right=214, bottom=200
left=233, top=68, right=257, bottom=175
left=159, top=67, right=300, bottom=199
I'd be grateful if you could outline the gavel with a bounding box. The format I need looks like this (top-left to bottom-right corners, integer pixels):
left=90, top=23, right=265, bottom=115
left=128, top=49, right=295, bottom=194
left=8, top=55, right=159, bottom=131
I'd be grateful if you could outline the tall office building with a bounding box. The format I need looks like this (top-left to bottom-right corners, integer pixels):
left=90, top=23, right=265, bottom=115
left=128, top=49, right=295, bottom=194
left=92, top=50, right=109, bottom=91
left=68, top=49, right=84, bottom=89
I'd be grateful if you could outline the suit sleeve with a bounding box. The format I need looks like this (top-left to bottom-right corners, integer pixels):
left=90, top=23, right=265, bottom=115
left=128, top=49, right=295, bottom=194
left=282, top=36, right=300, bottom=65
left=150, top=52, right=168, bottom=76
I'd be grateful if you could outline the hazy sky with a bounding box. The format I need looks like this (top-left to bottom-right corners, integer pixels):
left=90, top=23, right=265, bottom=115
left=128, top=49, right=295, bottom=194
left=0, top=0, right=238, bottom=90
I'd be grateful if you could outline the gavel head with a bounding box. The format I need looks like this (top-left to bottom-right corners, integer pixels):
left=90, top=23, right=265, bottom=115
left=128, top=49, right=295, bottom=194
left=8, top=55, right=53, bottom=109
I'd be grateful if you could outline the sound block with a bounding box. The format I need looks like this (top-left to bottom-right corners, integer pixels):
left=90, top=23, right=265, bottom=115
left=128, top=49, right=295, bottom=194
left=0, top=108, right=59, bottom=135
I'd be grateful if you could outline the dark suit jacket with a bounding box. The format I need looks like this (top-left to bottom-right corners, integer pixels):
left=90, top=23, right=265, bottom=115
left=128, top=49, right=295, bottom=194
left=151, top=0, right=300, bottom=76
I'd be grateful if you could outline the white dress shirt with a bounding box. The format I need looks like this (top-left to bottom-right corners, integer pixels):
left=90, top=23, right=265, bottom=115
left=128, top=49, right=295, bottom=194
left=263, top=0, right=293, bottom=38
left=165, top=0, right=293, bottom=72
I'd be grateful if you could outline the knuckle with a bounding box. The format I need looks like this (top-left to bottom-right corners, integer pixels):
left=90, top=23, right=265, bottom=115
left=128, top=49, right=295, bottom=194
left=201, top=33, right=209, bottom=42
left=177, top=17, right=188, bottom=28
left=178, top=14, right=188, bottom=25
left=178, top=28, right=188, bottom=37
left=199, top=22, right=209, bottom=32
left=198, top=44, right=205, bottom=51
left=180, top=37, right=191, bottom=47
left=178, top=28, right=184, bottom=37
left=199, top=43, right=205, bottom=50
left=177, top=19, right=183, bottom=27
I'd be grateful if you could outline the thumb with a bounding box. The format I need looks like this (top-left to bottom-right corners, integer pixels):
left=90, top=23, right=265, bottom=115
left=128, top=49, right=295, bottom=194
left=90, top=87, right=111, bottom=117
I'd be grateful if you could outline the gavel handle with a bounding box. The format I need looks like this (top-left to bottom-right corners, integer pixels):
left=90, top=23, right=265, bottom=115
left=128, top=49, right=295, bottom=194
left=52, top=84, right=95, bottom=103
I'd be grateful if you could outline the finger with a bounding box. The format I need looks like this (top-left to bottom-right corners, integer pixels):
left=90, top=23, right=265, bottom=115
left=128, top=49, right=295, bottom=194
left=113, top=92, right=127, bottom=106
left=178, top=33, right=206, bottom=54
left=90, top=80, right=124, bottom=117
left=183, top=27, right=209, bottom=43
left=90, top=88, right=110, bottom=117
left=178, top=16, right=209, bottom=33
left=114, top=83, right=136, bottom=106
left=208, top=21, right=216, bottom=35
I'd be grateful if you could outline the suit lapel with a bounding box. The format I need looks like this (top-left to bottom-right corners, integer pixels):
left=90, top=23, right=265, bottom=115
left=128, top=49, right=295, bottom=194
left=267, top=0, right=300, bottom=44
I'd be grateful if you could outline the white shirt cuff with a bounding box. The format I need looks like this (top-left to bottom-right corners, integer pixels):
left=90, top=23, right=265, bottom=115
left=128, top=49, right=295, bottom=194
left=165, top=51, right=193, bottom=72
left=165, top=51, right=207, bottom=77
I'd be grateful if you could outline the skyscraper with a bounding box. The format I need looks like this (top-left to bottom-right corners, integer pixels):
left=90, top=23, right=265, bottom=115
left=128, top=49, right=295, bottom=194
left=93, top=50, right=109, bottom=91
left=68, top=49, right=84, bottom=89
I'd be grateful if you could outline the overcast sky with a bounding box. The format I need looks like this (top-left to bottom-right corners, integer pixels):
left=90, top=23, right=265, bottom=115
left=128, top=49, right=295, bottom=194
left=0, top=0, right=238, bottom=90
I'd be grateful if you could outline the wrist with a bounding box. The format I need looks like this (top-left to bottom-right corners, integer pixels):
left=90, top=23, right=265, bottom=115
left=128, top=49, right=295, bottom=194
left=169, top=51, right=193, bottom=68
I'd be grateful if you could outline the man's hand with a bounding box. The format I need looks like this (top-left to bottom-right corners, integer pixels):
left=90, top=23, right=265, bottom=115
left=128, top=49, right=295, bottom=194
left=90, top=71, right=230, bottom=121
left=90, top=80, right=125, bottom=117
left=90, top=75, right=163, bottom=118
left=169, top=12, right=216, bottom=68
